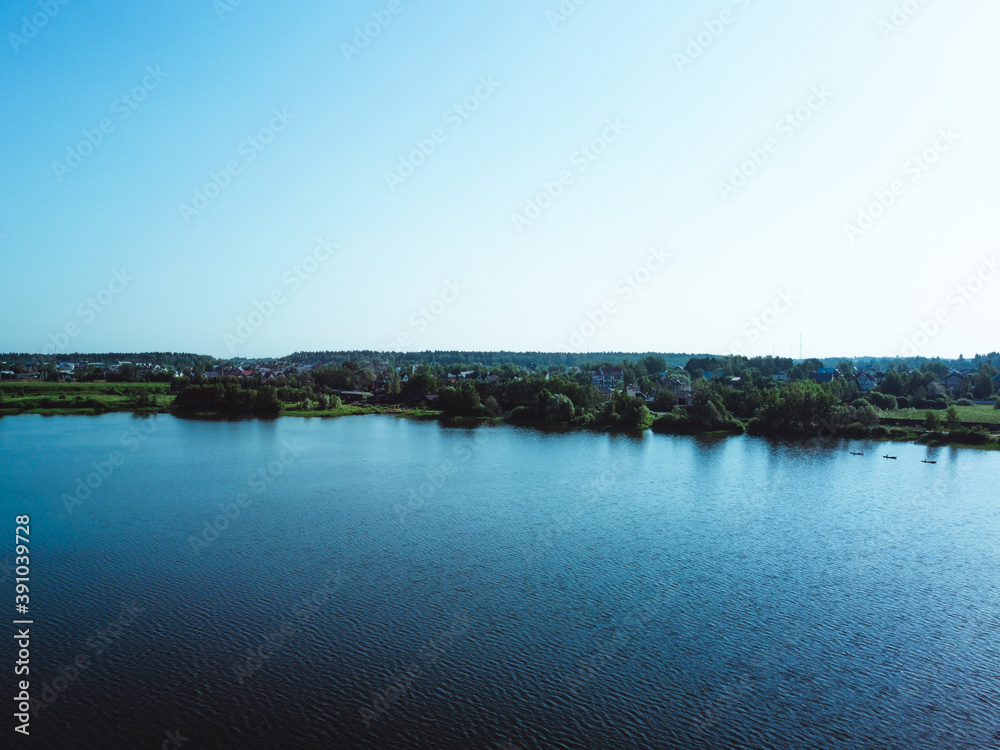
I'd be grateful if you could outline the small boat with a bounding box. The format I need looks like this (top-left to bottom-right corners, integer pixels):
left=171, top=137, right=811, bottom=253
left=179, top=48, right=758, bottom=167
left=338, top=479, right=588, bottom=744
left=922, top=460, right=936, bottom=464
left=882, top=454, right=897, bottom=460
left=850, top=451, right=863, bottom=456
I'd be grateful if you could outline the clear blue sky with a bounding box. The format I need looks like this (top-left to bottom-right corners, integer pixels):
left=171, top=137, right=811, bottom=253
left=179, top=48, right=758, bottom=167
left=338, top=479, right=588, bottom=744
left=2, top=0, right=997, bottom=359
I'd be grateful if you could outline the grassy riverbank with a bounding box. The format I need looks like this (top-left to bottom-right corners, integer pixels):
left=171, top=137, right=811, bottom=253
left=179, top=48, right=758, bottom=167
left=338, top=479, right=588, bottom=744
left=3, top=382, right=998, bottom=449
left=883, top=404, right=1000, bottom=424
left=0, top=381, right=173, bottom=415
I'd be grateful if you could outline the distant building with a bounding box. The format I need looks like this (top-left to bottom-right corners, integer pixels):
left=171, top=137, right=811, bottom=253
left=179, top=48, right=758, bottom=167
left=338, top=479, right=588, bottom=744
left=941, top=370, right=965, bottom=395
left=812, top=368, right=840, bottom=383
left=591, top=367, right=623, bottom=390
left=662, top=376, right=691, bottom=406
left=855, top=372, right=877, bottom=391
left=626, top=385, right=653, bottom=402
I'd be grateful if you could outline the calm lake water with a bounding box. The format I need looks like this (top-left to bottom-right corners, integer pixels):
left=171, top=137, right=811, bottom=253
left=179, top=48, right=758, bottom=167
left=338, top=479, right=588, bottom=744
left=2, top=414, right=999, bottom=749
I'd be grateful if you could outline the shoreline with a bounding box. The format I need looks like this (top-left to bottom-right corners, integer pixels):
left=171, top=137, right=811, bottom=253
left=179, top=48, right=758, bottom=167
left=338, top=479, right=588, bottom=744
left=3, top=404, right=997, bottom=450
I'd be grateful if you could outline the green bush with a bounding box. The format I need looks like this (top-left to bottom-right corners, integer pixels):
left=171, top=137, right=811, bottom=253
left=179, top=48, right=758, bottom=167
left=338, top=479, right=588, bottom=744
left=544, top=393, right=575, bottom=423
left=956, top=398, right=974, bottom=407
left=946, top=428, right=992, bottom=445
left=867, top=392, right=897, bottom=410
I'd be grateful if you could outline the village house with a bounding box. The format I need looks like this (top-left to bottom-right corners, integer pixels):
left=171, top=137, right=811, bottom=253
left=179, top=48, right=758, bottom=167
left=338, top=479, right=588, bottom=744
left=659, top=375, right=691, bottom=406
left=591, top=367, right=623, bottom=390
left=854, top=372, right=878, bottom=391
left=812, top=368, right=840, bottom=383
left=625, top=385, right=653, bottom=402
left=941, top=370, right=965, bottom=396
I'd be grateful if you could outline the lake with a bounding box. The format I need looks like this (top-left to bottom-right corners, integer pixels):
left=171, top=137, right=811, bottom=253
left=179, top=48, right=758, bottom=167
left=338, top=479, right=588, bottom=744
left=2, top=413, right=999, bottom=749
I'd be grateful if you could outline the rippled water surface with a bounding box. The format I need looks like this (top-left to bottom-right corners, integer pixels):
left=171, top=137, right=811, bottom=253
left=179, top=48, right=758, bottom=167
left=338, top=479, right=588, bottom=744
left=2, top=414, right=999, bottom=749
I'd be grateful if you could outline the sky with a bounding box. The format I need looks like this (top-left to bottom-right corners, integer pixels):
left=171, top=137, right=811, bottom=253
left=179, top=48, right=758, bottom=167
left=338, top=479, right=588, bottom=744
left=1, top=0, right=998, bottom=360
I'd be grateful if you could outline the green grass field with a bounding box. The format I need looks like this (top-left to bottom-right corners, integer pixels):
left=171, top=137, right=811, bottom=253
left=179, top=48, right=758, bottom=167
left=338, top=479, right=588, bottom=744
left=0, top=381, right=174, bottom=414
left=282, top=404, right=442, bottom=418
left=883, top=404, right=1000, bottom=425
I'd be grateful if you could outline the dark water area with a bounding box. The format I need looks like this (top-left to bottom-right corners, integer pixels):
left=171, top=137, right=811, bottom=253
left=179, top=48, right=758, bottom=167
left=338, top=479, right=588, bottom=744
left=2, top=414, right=999, bottom=749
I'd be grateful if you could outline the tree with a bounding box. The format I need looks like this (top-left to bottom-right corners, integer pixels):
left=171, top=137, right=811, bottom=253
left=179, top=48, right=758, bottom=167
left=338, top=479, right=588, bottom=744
left=802, top=358, right=824, bottom=377
left=945, top=405, right=960, bottom=429
left=615, top=392, right=652, bottom=430
left=402, top=366, right=437, bottom=397
left=255, top=385, right=281, bottom=415
left=484, top=395, right=501, bottom=417
left=650, top=388, right=676, bottom=412
left=642, top=355, right=667, bottom=375
left=438, top=381, right=483, bottom=417
left=971, top=367, right=996, bottom=400
left=545, top=393, right=575, bottom=422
